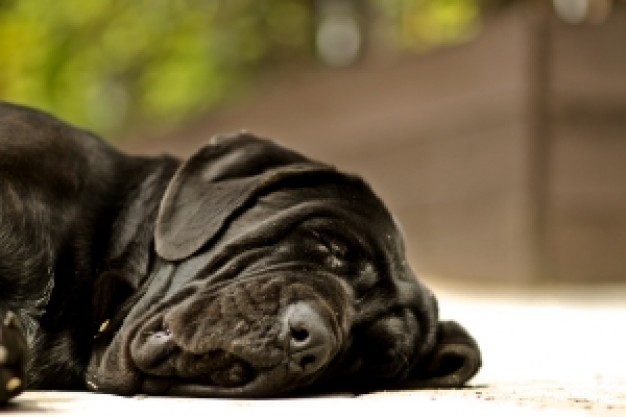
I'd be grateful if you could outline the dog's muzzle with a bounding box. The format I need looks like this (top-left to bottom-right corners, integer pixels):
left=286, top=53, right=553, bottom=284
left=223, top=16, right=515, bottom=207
left=129, top=277, right=345, bottom=396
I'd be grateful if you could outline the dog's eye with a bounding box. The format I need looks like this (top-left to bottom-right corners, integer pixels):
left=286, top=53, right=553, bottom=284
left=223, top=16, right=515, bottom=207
left=309, top=231, right=347, bottom=257
left=320, top=239, right=348, bottom=259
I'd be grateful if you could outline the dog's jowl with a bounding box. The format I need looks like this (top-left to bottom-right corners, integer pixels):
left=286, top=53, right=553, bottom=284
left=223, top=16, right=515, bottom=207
left=0, top=101, right=481, bottom=401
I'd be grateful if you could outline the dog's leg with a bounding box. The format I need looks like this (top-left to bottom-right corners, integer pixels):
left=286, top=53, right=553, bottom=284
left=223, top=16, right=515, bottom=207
left=0, top=311, right=27, bottom=404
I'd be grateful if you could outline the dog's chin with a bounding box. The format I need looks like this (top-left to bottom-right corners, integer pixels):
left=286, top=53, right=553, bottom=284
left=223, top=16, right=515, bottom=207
left=139, top=364, right=301, bottom=398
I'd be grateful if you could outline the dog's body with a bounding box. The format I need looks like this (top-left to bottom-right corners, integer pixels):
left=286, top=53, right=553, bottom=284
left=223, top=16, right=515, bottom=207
left=0, top=102, right=480, bottom=402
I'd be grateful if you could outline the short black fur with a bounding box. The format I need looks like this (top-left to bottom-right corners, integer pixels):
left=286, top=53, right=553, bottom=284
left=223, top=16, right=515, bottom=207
left=0, top=102, right=481, bottom=402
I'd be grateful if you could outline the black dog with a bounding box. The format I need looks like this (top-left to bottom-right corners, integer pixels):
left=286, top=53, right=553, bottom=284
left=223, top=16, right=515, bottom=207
left=0, top=101, right=480, bottom=402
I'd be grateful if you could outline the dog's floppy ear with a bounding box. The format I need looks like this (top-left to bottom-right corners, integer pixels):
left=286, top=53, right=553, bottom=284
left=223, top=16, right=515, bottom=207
left=409, top=320, right=481, bottom=388
left=155, top=132, right=332, bottom=261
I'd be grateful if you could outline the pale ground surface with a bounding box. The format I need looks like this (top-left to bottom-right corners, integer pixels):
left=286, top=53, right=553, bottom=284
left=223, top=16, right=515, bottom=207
left=5, top=282, right=625, bottom=416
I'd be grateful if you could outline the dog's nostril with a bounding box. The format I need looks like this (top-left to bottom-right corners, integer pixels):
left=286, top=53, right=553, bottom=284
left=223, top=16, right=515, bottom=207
left=299, top=354, right=317, bottom=370
left=290, top=326, right=310, bottom=343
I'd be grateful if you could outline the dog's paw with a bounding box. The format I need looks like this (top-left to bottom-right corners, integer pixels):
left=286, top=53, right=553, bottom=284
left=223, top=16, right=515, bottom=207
left=0, top=311, right=27, bottom=404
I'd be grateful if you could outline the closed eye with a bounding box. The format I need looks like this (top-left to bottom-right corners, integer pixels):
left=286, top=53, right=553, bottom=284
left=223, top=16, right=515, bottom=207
left=302, top=226, right=381, bottom=290
left=312, top=231, right=350, bottom=260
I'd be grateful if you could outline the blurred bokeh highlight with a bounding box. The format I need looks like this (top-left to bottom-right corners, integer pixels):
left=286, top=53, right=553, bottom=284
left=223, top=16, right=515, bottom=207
left=2, top=0, right=624, bottom=286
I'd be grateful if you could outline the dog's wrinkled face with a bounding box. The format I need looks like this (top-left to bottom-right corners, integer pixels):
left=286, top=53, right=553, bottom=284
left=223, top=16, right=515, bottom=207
left=86, top=134, right=481, bottom=397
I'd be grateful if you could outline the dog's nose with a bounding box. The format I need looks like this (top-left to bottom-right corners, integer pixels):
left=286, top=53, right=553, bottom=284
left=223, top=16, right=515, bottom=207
left=282, top=302, right=337, bottom=377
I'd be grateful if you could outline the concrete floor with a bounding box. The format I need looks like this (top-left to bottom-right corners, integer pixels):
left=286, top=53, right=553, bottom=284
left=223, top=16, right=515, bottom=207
left=5, top=283, right=626, bottom=416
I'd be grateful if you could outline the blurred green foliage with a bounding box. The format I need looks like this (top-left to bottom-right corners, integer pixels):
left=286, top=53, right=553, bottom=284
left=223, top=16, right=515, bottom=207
left=378, top=0, right=480, bottom=50
left=0, top=0, right=479, bottom=138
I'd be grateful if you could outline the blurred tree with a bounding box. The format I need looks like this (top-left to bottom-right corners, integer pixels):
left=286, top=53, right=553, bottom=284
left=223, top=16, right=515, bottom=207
left=0, top=0, right=484, bottom=138
left=0, top=0, right=314, bottom=137
left=376, top=0, right=481, bottom=51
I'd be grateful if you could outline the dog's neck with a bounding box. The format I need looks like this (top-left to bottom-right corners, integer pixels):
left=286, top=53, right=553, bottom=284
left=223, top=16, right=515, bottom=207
left=25, top=152, right=180, bottom=388
left=90, top=154, right=179, bottom=327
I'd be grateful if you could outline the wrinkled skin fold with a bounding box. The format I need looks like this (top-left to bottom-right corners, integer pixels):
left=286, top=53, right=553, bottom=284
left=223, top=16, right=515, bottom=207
left=0, top=102, right=481, bottom=402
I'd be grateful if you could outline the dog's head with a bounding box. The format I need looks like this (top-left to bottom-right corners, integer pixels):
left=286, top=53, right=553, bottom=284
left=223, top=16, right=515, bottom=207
left=87, top=133, right=481, bottom=397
